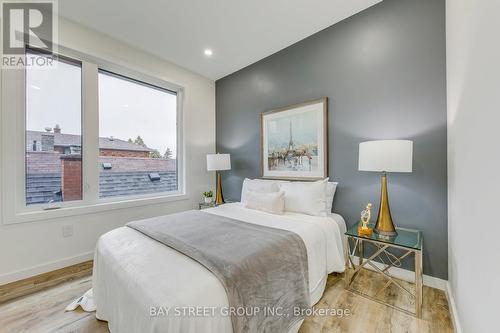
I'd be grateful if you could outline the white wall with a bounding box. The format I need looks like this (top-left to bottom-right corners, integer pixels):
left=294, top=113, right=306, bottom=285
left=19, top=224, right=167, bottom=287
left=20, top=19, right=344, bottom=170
left=0, top=18, right=215, bottom=284
left=447, top=1, right=500, bottom=332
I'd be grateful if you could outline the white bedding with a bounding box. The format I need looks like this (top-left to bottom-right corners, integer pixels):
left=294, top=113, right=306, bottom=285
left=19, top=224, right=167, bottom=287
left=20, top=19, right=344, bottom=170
left=93, top=203, right=346, bottom=333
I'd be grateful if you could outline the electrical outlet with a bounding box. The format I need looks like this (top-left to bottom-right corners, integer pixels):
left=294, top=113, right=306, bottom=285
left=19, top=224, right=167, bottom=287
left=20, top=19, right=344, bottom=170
left=62, top=225, right=74, bottom=238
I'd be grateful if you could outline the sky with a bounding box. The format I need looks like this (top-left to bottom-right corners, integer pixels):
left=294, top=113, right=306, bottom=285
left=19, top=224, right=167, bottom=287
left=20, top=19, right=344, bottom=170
left=26, top=57, right=177, bottom=157
left=98, top=72, right=177, bottom=157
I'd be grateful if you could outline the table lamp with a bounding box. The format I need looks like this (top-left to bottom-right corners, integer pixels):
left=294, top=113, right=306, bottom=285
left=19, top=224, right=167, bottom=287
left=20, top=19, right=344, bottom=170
left=358, top=140, right=413, bottom=236
left=206, top=153, right=231, bottom=205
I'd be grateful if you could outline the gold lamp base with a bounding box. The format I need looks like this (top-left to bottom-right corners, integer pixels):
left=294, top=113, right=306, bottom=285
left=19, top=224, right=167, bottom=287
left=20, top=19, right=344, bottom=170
left=374, top=173, right=398, bottom=237
left=215, top=173, right=225, bottom=205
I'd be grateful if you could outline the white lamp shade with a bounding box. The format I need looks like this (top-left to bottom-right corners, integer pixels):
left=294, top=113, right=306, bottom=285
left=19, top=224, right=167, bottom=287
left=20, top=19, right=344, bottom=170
left=359, top=140, right=413, bottom=173
left=207, top=154, right=231, bottom=171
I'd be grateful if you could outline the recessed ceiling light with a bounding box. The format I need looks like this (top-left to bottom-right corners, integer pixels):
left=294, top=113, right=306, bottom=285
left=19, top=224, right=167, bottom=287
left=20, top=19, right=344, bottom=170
left=204, top=49, right=213, bottom=56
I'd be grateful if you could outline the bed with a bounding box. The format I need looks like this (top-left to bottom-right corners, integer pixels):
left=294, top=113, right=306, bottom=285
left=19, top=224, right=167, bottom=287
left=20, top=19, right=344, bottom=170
left=92, top=202, right=346, bottom=333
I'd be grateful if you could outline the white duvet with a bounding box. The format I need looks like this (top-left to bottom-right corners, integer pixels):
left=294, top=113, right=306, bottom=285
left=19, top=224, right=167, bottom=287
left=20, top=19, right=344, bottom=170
left=93, top=203, right=346, bottom=333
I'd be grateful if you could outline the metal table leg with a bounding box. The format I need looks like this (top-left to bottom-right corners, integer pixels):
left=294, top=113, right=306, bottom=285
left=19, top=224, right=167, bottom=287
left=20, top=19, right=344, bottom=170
left=344, top=236, right=351, bottom=288
left=415, top=249, right=423, bottom=318
left=358, top=239, right=364, bottom=267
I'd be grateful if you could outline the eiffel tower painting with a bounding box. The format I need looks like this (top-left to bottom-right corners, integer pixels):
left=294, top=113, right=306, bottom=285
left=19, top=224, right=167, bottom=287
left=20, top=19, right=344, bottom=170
left=261, top=98, right=328, bottom=180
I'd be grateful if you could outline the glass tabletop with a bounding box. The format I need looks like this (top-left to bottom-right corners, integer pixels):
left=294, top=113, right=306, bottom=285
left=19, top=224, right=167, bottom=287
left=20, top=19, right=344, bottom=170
left=199, top=200, right=236, bottom=208
left=345, top=223, right=422, bottom=250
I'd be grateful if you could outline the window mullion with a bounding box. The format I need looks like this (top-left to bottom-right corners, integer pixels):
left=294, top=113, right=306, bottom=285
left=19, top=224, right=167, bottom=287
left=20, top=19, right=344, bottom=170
left=82, top=62, right=99, bottom=204
left=1, top=67, right=25, bottom=219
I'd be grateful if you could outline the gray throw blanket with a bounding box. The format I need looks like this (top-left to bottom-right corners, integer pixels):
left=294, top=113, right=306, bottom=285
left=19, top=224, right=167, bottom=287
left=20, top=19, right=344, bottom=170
left=127, top=210, right=310, bottom=333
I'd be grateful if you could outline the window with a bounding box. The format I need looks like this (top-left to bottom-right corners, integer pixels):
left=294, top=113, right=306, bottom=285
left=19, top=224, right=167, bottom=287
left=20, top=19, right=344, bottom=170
left=98, top=70, right=178, bottom=199
left=1, top=46, right=184, bottom=224
left=25, top=51, right=82, bottom=205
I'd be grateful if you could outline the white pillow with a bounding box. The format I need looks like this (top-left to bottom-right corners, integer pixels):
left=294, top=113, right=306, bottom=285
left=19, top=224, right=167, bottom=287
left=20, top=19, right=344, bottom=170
left=240, top=178, right=280, bottom=203
left=244, top=190, right=285, bottom=215
left=326, top=182, right=339, bottom=214
left=280, top=179, right=328, bottom=216
left=262, top=178, right=335, bottom=212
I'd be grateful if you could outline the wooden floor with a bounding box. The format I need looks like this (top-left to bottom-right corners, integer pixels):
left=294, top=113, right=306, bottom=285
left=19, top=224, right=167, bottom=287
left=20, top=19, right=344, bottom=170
left=0, top=270, right=453, bottom=333
left=0, top=261, right=93, bottom=304
left=299, top=270, right=453, bottom=333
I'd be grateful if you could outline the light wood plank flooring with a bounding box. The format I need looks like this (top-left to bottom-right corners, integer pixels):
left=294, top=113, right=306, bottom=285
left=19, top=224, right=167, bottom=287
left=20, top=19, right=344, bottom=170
left=0, top=261, right=93, bottom=304
left=0, top=270, right=453, bottom=333
left=299, top=270, right=453, bottom=333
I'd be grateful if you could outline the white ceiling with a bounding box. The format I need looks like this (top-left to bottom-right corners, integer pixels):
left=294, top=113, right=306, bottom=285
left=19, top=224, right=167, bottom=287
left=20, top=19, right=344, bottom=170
left=59, top=0, right=381, bottom=80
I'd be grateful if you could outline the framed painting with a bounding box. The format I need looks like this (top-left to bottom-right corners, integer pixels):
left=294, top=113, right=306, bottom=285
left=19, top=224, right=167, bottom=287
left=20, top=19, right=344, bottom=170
left=260, top=97, right=328, bottom=180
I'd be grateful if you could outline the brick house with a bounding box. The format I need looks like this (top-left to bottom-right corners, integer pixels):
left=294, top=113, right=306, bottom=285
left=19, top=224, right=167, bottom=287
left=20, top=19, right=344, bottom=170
left=27, top=126, right=153, bottom=157
left=26, top=126, right=176, bottom=204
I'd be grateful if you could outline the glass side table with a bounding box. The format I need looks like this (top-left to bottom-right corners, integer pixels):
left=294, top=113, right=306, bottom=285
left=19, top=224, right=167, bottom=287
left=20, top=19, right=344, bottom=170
left=199, top=202, right=216, bottom=210
left=344, top=224, right=423, bottom=318
left=198, top=200, right=236, bottom=210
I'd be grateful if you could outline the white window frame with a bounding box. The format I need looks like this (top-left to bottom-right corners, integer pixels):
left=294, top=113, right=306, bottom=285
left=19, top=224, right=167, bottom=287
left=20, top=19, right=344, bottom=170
left=1, top=45, right=186, bottom=224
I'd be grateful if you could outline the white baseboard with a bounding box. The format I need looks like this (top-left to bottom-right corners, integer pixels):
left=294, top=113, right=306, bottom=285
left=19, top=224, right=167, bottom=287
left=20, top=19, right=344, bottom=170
left=0, top=251, right=94, bottom=285
left=446, top=282, right=462, bottom=333
left=350, top=255, right=447, bottom=290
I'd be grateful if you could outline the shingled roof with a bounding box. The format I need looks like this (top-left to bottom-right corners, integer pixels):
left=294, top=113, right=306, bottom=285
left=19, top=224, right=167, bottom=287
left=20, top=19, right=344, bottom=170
left=25, top=153, right=177, bottom=205
left=100, top=171, right=177, bottom=198
left=26, top=171, right=177, bottom=205
left=26, top=130, right=154, bottom=152
left=26, top=173, right=62, bottom=204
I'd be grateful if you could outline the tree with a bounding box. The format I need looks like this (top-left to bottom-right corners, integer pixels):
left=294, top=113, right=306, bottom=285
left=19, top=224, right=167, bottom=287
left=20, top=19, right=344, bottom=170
left=134, top=135, right=146, bottom=147
left=150, top=149, right=162, bottom=159
left=127, top=138, right=133, bottom=143
left=164, top=147, right=173, bottom=159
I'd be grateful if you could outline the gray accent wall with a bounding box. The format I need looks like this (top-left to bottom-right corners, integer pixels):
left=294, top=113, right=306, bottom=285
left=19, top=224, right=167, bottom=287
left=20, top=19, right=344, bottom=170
left=216, top=0, right=447, bottom=279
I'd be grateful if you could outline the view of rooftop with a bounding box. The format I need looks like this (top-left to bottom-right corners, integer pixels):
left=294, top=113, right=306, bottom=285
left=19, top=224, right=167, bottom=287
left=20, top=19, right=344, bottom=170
left=25, top=57, right=179, bottom=205
left=25, top=127, right=177, bottom=205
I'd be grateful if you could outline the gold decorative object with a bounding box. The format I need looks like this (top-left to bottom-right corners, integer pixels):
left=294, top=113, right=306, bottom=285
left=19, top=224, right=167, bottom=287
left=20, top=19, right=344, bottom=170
left=374, top=173, right=397, bottom=237
left=215, top=173, right=225, bottom=205
left=358, top=203, right=373, bottom=237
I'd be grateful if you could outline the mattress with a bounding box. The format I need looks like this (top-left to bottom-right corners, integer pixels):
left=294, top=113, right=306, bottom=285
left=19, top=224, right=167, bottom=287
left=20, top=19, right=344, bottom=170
left=93, top=203, right=346, bottom=333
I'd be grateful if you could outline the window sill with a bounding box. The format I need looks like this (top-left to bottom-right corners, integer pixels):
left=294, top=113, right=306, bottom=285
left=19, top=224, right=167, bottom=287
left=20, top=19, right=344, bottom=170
left=2, top=192, right=189, bottom=225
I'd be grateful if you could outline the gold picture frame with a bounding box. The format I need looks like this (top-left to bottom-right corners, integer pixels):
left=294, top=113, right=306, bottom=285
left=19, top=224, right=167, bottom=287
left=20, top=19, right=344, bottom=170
left=260, top=97, right=328, bottom=181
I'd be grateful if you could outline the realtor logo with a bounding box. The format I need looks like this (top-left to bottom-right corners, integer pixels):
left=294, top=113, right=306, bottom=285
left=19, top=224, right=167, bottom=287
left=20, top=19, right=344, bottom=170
left=1, top=0, right=58, bottom=68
